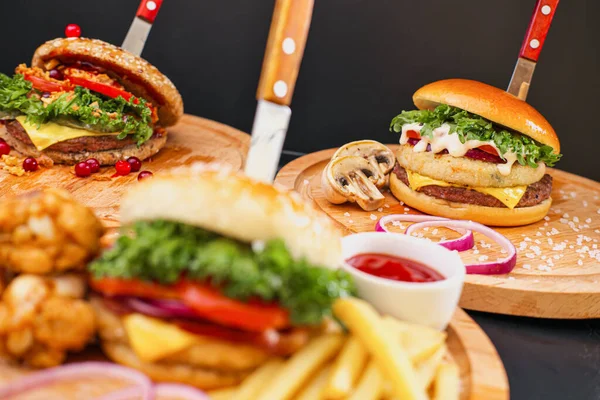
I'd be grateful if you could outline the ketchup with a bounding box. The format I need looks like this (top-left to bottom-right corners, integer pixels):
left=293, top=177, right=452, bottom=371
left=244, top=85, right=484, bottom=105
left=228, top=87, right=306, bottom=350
left=346, top=253, right=444, bottom=283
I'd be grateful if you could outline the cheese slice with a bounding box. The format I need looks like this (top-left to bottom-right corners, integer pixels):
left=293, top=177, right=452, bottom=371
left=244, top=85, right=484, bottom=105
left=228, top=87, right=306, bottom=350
left=406, top=170, right=526, bottom=210
left=123, top=313, right=198, bottom=362
left=16, top=116, right=120, bottom=151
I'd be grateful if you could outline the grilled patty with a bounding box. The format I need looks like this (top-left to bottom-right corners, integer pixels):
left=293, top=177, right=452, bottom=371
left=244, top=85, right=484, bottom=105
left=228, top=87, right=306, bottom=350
left=393, top=164, right=552, bottom=208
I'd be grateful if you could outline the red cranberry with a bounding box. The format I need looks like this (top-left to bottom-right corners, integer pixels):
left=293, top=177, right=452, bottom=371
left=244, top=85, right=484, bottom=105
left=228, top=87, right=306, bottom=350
left=22, top=157, right=39, bottom=172
left=65, top=24, right=81, bottom=38
left=0, top=142, right=10, bottom=156
left=115, top=160, right=131, bottom=176
left=48, top=69, right=63, bottom=80
left=127, top=156, right=142, bottom=172
left=85, top=158, right=100, bottom=173
left=75, top=162, right=91, bottom=177
left=137, top=171, right=153, bottom=181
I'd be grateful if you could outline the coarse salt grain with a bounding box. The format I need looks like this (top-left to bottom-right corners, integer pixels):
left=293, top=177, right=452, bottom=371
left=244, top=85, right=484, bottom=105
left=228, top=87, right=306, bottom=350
left=344, top=212, right=351, bottom=217
left=573, top=216, right=580, bottom=223
left=478, top=255, right=488, bottom=262
left=578, top=259, right=583, bottom=266
left=523, top=264, right=531, bottom=270
left=384, top=204, right=390, bottom=208
left=544, top=216, right=550, bottom=221
left=348, top=219, right=354, bottom=224
left=377, top=208, right=383, bottom=212
left=370, top=214, right=377, bottom=220
left=585, top=218, right=592, bottom=224
left=563, top=213, right=570, bottom=218
left=508, top=276, right=515, bottom=281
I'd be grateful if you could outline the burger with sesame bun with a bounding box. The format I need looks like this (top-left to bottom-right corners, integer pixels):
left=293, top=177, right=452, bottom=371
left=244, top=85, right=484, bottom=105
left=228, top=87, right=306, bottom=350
left=87, top=163, right=356, bottom=389
left=0, top=37, right=183, bottom=165
left=389, top=79, right=561, bottom=227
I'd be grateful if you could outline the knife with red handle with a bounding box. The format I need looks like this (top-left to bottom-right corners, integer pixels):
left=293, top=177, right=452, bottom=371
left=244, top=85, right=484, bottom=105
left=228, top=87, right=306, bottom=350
left=122, top=0, right=164, bottom=56
left=507, top=0, right=560, bottom=100
left=244, top=0, right=314, bottom=183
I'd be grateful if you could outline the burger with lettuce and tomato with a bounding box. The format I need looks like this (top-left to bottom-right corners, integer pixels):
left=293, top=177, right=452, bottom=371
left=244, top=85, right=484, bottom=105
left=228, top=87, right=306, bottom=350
left=0, top=37, right=183, bottom=165
left=88, top=163, right=356, bottom=389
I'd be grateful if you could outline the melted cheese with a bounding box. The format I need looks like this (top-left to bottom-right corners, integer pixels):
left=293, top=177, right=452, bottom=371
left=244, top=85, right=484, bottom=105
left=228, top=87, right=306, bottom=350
left=16, top=116, right=119, bottom=151
left=123, top=314, right=198, bottom=362
left=406, top=170, right=526, bottom=209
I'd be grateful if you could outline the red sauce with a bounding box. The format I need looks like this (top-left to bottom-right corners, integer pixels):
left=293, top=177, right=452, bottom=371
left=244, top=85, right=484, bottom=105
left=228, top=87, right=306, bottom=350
left=346, top=253, right=445, bottom=283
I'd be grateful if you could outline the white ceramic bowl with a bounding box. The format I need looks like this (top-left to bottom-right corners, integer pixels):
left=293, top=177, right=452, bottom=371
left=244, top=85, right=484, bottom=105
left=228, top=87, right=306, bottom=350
left=341, top=232, right=465, bottom=330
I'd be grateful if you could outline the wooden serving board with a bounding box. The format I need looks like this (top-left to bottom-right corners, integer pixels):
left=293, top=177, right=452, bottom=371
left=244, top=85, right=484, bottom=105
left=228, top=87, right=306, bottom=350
left=275, top=147, right=600, bottom=319
left=0, top=308, right=508, bottom=400
left=0, top=114, right=250, bottom=231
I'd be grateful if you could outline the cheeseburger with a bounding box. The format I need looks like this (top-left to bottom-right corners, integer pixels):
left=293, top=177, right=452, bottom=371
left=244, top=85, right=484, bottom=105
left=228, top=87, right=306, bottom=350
left=389, top=79, right=561, bottom=226
left=0, top=38, right=183, bottom=165
left=88, top=163, right=356, bottom=389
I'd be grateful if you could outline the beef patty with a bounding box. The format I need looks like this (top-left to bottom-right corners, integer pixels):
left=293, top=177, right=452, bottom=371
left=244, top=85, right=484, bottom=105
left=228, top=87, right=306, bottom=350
left=393, top=164, right=552, bottom=208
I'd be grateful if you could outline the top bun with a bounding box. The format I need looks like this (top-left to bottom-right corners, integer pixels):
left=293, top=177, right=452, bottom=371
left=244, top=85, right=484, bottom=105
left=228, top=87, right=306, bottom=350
left=32, top=37, right=183, bottom=127
left=413, top=79, right=560, bottom=153
left=120, top=163, right=343, bottom=269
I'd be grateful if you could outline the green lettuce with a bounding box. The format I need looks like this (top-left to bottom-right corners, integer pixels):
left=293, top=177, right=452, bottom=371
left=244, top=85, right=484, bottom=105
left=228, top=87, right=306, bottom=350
left=390, top=104, right=561, bottom=167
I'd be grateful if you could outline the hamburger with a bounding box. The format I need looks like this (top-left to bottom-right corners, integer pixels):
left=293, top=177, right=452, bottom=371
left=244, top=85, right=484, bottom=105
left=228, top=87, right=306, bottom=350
left=87, top=163, right=356, bottom=389
left=0, top=37, right=183, bottom=165
left=389, top=79, right=561, bottom=226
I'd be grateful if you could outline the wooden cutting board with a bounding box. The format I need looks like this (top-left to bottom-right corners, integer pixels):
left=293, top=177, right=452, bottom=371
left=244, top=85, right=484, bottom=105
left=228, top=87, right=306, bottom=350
left=0, top=308, right=508, bottom=400
left=275, top=147, right=600, bottom=319
left=0, top=114, right=250, bottom=231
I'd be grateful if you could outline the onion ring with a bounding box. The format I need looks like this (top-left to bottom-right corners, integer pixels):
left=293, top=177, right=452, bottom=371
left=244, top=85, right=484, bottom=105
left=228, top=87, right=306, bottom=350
left=407, top=220, right=517, bottom=275
left=375, top=214, right=474, bottom=252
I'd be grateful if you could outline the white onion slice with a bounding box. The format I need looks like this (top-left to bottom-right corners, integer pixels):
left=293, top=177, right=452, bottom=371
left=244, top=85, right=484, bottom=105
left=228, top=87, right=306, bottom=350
left=408, top=220, right=517, bottom=275
left=375, top=214, right=474, bottom=252
left=154, top=383, right=210, bottom=399
left=0, top=362, right=153, bottom=400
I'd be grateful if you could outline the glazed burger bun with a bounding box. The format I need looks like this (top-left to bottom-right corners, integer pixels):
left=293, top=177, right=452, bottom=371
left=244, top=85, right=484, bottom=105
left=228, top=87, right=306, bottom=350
left=413, top=79, right=560, bottom=153
left=120, top=163, right=343, bottom=269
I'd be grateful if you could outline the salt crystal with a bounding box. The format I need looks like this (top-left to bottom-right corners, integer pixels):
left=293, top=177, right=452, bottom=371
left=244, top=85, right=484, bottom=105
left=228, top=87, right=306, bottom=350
left=370, top=214, right=377, bottom=221
left=536, top=232, right=542, bottom=237
left=508, top=276, right=515, bottom=281
left=544, top=222, right=549, bottom=227
left=544, top=216, right=550, bottom=221
left=523, top=264, right=531, bottom=270
left=583, top=201, right=588, bottom=207
left=344, top=212, right=351, bottom=217
left=384, top=204, right=390, bottom=208
left=404, top=207, right=410, bottom=212
left=377, top=208, right=383, bottom=212
left=432, top=229, right=438, bottom=235
left=578, top=259, right=583, bottom=266
left=473, top=250, right=480, bottom=255
left=573, top=216, right=580, bottom=223
left=478, top=255, right=488, bottom=262
left=586, top=218, right=592, bottom=224
left=348, top=219, right=354, bottom=224
left=563, top=213, right=570, bottom=218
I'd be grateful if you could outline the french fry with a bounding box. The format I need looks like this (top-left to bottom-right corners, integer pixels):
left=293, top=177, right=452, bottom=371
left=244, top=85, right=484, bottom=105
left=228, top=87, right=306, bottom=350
left=333, top=298, right=427, bottom=400
left=348, top=359, right=384, bottom=400
left=233, top=358, right=284, bottom=400
left=416, top=345, right=447, bottom=390
left=206, top=386, right=238, bottom=400
left=323, top=336, right=369, bottom=399
left=433, top=362, right=460, bottom=400
left=382, top=316, right=447, bottom=364
left=255, top=334, right=345, bottom=400
left=296, top=364, right=333, bottom=400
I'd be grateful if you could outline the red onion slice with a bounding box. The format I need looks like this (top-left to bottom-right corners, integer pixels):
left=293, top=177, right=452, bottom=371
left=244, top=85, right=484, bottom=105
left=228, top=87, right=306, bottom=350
left=376, top=214, right=474, bottom=252
left=0, top=362, right=152, bottom=400
left=408, top=220, right=517, bottom=275
left=154, top=383, right=210, bottom=399
left=127, top=298, right=199, bottom=319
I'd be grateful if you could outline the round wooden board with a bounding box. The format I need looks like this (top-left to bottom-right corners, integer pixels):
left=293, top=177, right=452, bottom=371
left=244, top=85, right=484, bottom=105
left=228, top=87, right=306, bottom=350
left=0, top=308, right=507, bottom=400
left=275, top=147, right=600, bottom=319
left=0, top=114, right=249, bottom=231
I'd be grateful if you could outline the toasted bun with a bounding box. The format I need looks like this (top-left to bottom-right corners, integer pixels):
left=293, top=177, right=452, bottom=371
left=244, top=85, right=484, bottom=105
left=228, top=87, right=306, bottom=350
left=0, top=127, right=166, bottom=165
left=413, top=79, right=560, bottom=154
left=31, top=38, right=183, bottom=126
left=120, top=163, right=343, bottom=268
left=389, top=173, right=551, bottom=226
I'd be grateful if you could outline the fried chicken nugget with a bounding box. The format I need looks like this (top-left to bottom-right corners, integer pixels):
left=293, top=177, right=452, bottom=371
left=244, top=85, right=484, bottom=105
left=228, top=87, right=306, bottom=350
left=0, top=274, right=97, bottom=368
left=0, top=188, right=104, bottom=274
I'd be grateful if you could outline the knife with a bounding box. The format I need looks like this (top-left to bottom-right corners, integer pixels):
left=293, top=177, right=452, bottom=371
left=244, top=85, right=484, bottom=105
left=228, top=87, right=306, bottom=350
left=244, top=0, right=314, bottom=183
left=507, top=0, right=560, bottom=100
left=121, top=0, right=164, bottom=56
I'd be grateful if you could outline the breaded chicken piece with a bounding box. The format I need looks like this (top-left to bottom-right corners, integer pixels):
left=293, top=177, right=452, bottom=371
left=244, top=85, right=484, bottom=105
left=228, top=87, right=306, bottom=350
left=0, top=188, right=104, bottom=274
left=0, top=274, right=96, bottom=368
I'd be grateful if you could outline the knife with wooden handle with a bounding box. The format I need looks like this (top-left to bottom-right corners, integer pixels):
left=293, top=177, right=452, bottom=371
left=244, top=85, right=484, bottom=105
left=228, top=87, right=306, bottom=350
left=122, top=0, right=164, bottom=56
left=244, top=0, right=314, bottom=183
left=507, top=0, right=560, bottom=100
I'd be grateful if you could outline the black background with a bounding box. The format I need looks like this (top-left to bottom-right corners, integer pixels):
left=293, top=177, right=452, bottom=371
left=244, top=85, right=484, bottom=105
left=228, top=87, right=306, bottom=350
left=1, top=1, right=599, bottom=399
left=0, top=0, right=598, bottom=180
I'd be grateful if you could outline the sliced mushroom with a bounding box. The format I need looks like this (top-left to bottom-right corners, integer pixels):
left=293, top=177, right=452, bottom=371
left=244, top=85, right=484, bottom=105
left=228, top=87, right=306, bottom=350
left=331, top=140, right=395, bottom=188
left=322, top=155, right=385, bottom=211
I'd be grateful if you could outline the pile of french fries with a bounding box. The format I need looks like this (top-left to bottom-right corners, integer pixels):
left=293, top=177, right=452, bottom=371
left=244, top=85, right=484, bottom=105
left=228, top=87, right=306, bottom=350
left=208, top=297, right=460, bottom=400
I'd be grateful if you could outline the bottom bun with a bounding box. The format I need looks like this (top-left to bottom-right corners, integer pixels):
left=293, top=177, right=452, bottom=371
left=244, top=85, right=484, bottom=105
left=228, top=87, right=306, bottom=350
left=389, top=173, right=551, bottom=227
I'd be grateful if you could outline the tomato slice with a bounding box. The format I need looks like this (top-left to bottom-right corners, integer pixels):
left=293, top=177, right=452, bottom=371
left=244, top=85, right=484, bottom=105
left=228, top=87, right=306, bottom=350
left=24, top=74, right=72, bottom=93
left=66, top=75, right=135, bottom=101
left=176, top=282, right=290, bottom=332
left=406, top=130, right=421, bottom=139
left=90, top=277, right=178, bottom=299
left=477, top=144, right=499, bottom=157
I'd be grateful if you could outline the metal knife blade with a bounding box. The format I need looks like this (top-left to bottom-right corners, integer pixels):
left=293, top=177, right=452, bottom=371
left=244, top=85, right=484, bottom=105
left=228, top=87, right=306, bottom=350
left=507, top=57, right=536, bottom=100
left=121, top=17, right=153, bottom=56
left=244, top=100, right=291, bottom=183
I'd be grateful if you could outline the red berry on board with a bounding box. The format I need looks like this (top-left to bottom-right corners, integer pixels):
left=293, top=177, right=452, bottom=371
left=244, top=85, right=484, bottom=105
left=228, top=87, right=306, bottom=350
left=137, top=171, right=153, bottom=181
left=0, top=142, right=10, bottom=156
left=65, top=24, right=81, bottom=38
left=127, top=156, right=142, bottom=172
left=115, top=160, right=131, bottom=176
left=22, top=157, right=38, bottom=172
left=75, top=162, right=91, bottom=177
left=85, top=158, right=100, bottom=173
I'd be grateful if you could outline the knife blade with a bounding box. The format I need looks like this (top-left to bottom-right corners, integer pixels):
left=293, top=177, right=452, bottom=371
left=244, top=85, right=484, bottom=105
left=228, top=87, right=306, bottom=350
left=507, top=0, right=559, bottom=100
left=122, top=0, right=164, bottom=56
left=244, top=0, right=314, bottom=183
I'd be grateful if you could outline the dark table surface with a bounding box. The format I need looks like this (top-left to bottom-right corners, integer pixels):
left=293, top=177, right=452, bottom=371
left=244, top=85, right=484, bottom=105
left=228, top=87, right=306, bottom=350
left=278, top=151, right=600, bottom=400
